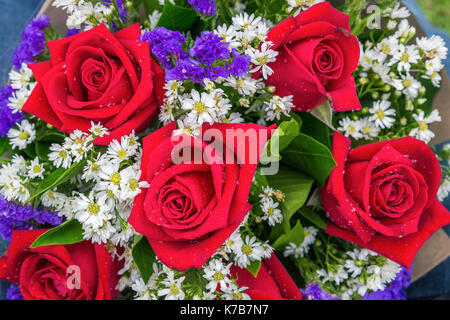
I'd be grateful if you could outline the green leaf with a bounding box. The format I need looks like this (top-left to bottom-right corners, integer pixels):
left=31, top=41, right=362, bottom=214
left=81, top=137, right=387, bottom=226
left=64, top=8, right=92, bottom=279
left=30, top=219, right=84, bottom=248
left=246, top=259, right=262, bottom=278
left=25, top=159, right=86, bottom=207
left=420, top=79, right=440, bottom=115
left=132, top=236, right=157, bottom=283
left=267, top=165, right=313, bottom=242
left=0, top=137, right=10, bottom=155
left=35, top=142, right=51, bottom=161
left=310, top=102, right=335, bottom=131
left=296, top=111, right=331, bottom=149
left=267, top=165, right=314, bottom=225
left=272, top=220, right=304, bottom=250
left=157, top=0, right=198, bottom=31
left=281, top=133, right=336, bottom=186
left=142, top=0, right=163, bottom=15
left=298, top=207, right=327, bottom=230
left=260, top=117, right=300, bottom=163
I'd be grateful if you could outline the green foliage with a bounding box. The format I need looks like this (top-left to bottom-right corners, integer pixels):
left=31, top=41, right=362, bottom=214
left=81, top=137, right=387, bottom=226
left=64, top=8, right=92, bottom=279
left=132, top=235, right=157, bottom=283
left=246, top=259, right=262, bottom=277
left=281, top=133, right=336, bottom=186
left=156, top=0, right=199, bottom=31
left=30, top=219, right=84, bottom=248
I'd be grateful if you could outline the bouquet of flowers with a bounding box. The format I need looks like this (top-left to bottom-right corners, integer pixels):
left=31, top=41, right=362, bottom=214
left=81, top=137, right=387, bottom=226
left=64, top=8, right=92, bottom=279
left=0, top=0, right=449, bottom=301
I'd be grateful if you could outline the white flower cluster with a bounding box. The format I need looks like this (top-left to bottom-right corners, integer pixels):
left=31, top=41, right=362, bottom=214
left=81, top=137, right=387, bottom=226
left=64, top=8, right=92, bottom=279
left=258, top=186, right=284, bottom=226
left=122, top=247, right=251, bottom=300
left=36, top=123, right=146, bottom=245
left=283, top=226, right=318, bottom=258
left=222, top=13, right=279, bottom=80
left=437, top=176, right=450, bottom=202
left=7, top=63, right=36, bottom=114
left=53, top=0, right=112, bottom=30
left=316, top=248, right=402, bottom=300
left=0, top=154, right=35, bottom=203
left=345, top=3, right=448, bottom=143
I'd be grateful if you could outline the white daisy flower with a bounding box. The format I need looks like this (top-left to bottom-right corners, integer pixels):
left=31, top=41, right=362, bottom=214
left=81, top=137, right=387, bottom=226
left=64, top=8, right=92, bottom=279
left=73, top=192, right=111, bottom=229
left=9, top=63, right=33, bottom=90
left=359, top=118, right=381, bottom=139
left=369, top=100, right=396, bottom=129
left=7, top=119, right=36, bottom=150
left=391, top=44, right=420, bottom=73
left=119, top=166, right=149, bottom=201
left=222, top=284, right=251, bottom=300
left=158, top=273, right=185, bottom=300
left=264, top=95, right=294, bottom=121
left=437, top=177, right=450, bottom=201
left=248, top=41, right=278, bottom=79
left=260, top=198, right=283, bottom=226
left=234, top=236, right=265, bottom=268
left=48, top=143, right=72, bottom=169
left=409, top=109, right=442, bottom=143
left=338, top=117, right=363, bottom=139
left=203, top=259, right=232, bottom=292
left=181, top=89, right=217, bottom=125
left=416, top=35, right=448, bottom=60
left=89, top=121, right=109, bottom=138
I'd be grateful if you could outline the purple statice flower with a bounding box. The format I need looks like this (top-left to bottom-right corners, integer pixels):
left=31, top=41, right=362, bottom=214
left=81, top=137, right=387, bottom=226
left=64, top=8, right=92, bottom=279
left=141, top=27, right=187, bottom=70
left=0, top=195, right=63, bottom=242
left=12, top=14, right=50, bottom=69
left=188, top=0, right=216, bottom=16
left=104, top=0, right=129, bottom=29
left=301, top=283, right=341, bottom=300
left=302, top=266, right=412, bottom=300
left=189, top=31, right=229, bottom=66
left=230, top=49, right=251, bottom=77
left=0, top=85, right=24, bottom=137
left=6, top=284, right=24, bottom=300
left=66, top=28, right=80, bottom=37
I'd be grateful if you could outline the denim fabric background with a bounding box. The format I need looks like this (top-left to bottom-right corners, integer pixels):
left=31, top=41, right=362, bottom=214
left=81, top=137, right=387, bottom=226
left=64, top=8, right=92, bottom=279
left=0, top=0, right=448, bottom=300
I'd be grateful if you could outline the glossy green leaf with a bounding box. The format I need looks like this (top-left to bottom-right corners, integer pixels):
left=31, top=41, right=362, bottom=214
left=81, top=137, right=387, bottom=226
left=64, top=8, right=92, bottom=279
left=143, top=0, right=163, bottom=15
left=298, top=207, right=327, bottom=230
left=25, top=159, right=86, bottom=206
left=30, top=219, right=84, bottom=248
left=272, top=220, right=304, bottom=250
left=157, top=0, right=198, bottom=31
left=246, top=259, right=262, bottom=278
left=260, top=117, right=300, bottom=163
left=132, top=236, right=157, bottom=283
left=281, top=133, right=336, bottom=186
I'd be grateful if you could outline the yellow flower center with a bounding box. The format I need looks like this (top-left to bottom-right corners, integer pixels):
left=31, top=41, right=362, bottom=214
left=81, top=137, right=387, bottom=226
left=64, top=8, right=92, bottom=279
left=88, top=203, right=100, bottom=215
left=376, top=109, right=385, bottom=119
left=242, top=244, right=253, bottom=256
left=381, top=43, right=390, bottom=54
left=213, top=271, right=224, bottom=282
left=33, top=165, right=42, bottom=173
left=400, top=53, right=410, bottom=62
left=256, top=56, right=268, bottom=65
left=128, top=179, right=139, bottom=191
left=18, top=131, right=29, bottom=140
left=418, top=121, right=428, bottom=131
left=117, top=149, right=127, bottom=159
left=402, top=79, right=412, bottom=88
left=194, top=102, right=207, bottom=114
left=169, top=284, right=181, bottom=296
left=110, top=173, right=121, bottom=185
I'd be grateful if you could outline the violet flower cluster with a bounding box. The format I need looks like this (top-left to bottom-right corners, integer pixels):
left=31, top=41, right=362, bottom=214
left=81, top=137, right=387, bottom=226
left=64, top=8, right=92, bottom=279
left=0, top=85, right=24, bottom=137
left=0, top=195, right=63, bottom=242
left=302, top=267, right=412, bottom=300
left=1, top=15, right=50, bottom=137
left=6, top=285, right=23, bottom=301
left=188, top=0, right=216, bottom=16
left=143, top=28, right=250, bottom=83
left=12, top=14, right=50, bottom=69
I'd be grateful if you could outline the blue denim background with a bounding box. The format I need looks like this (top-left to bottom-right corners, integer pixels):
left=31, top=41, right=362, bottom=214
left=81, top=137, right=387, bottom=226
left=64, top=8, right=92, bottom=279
left=0, top=0, right=448, bottom=300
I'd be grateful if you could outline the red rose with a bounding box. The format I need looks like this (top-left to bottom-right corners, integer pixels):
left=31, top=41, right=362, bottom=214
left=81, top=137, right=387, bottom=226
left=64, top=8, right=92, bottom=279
left=321, top=132, right=450, bottom=267
left=129, top=122, right=275, bottom=270
left=0, top=229, right=123, bottom=300
left=230, top=254, right=302, bottom=300
left=262, top=2, right=361, bottom=112
left=23, top=23, right=165, bottom=145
